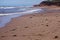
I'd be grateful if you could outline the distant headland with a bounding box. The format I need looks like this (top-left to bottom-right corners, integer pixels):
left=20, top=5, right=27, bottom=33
left=33, top=1, right=60, bottom=7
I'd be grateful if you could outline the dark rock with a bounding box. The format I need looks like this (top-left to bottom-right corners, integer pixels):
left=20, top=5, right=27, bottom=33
left=40, top=1, right=54, bottom=6
left=54, top=36, right=58, bottom=39
left=33, top=1, right=60, bottom=7
left=12, top=35, right=17, bottom=37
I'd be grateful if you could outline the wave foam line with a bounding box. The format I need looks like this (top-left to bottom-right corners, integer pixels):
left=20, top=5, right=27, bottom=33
left=0, top=9, right=42, bottom=16
left=0, top=7, right=16, bottom=9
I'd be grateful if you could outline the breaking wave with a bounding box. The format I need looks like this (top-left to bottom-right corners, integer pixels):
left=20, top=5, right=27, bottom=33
left=0, top=7, right=16, bottom=9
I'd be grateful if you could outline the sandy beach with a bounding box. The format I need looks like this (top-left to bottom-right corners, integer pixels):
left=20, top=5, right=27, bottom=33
left=0, top=6, right=60, bottom=40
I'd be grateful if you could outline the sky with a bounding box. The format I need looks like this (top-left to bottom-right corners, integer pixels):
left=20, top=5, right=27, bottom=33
left=0, top=0, right=44, bottom=6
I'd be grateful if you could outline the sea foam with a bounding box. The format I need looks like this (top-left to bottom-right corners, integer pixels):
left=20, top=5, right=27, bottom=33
left=0, top=7, right=43, bottom=28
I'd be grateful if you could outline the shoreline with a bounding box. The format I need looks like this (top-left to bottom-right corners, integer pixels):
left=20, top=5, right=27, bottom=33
left=0, top=6, right=60, bottom=28
left=0, top=6, right=60, bottom=40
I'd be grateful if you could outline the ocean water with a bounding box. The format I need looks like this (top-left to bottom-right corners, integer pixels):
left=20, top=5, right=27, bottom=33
left=0, top=0, right=44, bottom=6
left=0, top=7, right=45, bottom=28
left=0, top=0, right=44, bottom=28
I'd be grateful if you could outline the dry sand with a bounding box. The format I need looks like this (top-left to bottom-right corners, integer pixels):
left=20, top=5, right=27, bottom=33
left=0, top=7, right=60, bottom=40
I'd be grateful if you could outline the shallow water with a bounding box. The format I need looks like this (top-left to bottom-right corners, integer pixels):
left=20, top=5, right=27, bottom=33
left=0, top=7, right=31, bottom=13
left=0, top=7, right=60, bottom=28
left=0, top=14, right=21, bottom=27
left=0, top=7, right=44, bottom=28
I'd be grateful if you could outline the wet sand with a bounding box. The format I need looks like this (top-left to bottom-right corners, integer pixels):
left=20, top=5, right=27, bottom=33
left=0, top=6, right=60, bottom=40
